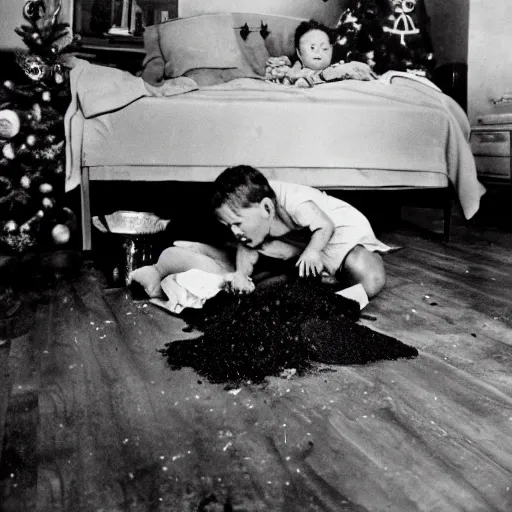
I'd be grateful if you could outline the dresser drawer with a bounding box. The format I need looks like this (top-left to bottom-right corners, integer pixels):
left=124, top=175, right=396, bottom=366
left=474, top=156, right=511, bottom=179
left=470, top=130, right=510, bottom=156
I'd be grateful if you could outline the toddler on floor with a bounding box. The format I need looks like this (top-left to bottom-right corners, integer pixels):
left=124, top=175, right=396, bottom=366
left=129, top=165, right=390, bottom=300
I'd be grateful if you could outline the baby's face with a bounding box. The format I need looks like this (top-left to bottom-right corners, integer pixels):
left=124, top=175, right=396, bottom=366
left=216, top=201, right=271, bottom=249
left=298, top=29, right=333, bottom=71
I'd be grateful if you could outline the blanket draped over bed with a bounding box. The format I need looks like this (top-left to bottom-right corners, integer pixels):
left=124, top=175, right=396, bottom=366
left=65, top=58, right=485, bottom=220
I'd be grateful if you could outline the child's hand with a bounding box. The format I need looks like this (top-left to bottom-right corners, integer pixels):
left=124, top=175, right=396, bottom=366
left=296, top=249, right=324, bottom=277
left=223, top=272, right=255, bottom=294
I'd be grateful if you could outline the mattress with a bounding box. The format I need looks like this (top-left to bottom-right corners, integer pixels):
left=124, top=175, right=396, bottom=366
left=77, top=75, right=484, bottom=218
left=83, top=82, right=448, bottom=175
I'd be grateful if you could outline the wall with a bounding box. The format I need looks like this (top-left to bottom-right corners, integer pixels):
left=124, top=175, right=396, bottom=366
left=1, top=0, right=469, bottom=66
left=467, top=0, right=512, bottom=125
left=178, top=0, right=347, bottom=25
left=0, top=0, right=25, bottom=49
left=0, top=0, right=72, bottom=49
left=425, top=0, right=469, bottom=67
left=179, top=0, right=469, bottom=67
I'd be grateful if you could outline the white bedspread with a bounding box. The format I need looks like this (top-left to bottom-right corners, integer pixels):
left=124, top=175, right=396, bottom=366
left=65, top=59, right=485, bottom=219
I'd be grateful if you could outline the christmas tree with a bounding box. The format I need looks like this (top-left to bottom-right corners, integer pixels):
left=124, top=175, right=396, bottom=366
left=0, top=0, right=80, bottom=254
left=335, top=0, right=435, bottom=78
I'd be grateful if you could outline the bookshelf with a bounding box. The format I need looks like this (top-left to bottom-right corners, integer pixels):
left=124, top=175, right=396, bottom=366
left=73, top=0, right=178, bottom=50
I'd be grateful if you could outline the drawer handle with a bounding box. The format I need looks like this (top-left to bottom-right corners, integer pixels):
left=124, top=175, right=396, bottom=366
left=475, top=133, right=507, bottom=143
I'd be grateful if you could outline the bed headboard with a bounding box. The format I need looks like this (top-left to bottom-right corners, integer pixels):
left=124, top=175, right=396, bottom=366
left=177, top=0, right=348, bottom=25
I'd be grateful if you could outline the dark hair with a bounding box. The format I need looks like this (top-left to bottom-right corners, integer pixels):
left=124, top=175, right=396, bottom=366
left=294, top=19, right=337, bottom=50
left=211, top=165, right=276, bottom=211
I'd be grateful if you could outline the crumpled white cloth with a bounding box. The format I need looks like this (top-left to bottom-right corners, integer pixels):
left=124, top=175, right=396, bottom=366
left=150, top=269, right=225, bottom=314
left=335, top=283, right=369, bottom=310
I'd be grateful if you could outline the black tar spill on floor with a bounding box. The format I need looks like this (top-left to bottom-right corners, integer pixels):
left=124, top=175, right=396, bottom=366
left=159, top=278, right=419, bottom=386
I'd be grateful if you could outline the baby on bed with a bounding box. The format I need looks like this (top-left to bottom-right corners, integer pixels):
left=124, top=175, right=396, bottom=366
left=129, top=165, right=390, bottom=301
left=266, top=19, right=377, bottom=87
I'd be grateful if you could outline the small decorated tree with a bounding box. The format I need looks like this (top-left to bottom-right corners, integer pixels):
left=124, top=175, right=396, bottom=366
left=335, top=0, right=435, bottom=78
left=0, top=0, right=80, bottom=254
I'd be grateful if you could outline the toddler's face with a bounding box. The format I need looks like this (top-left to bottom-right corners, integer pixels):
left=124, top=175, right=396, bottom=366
left=297, top=29, right=333, bottom=71
left=215, top=201, right=271, bottom=249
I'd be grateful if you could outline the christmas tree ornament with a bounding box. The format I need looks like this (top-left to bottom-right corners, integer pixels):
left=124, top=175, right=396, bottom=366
left=22, top=0, right=46, bottom=24
left=30, top=32, right=43, bottom=46
left=26, top=134, right=36, bottom=145
left=51, top=223, right=70, bottom=244
left=41, top=91, right=51, bottom=102
left=32, top=103, right=42, bottom=122
left=2, top=143, right=15, bottom=160
left=20, top=175, right=31, bottom=189
left=39, top=182, right=52, bottom=194
left=19, top=54, right=48, bottom=81
left=4, top=220, right=18, bottom=233
left=385, top=0, right=420, bottom=45
left=42, top=197, right=53, bottom=208
left=0, top=110, right=21, bottom=139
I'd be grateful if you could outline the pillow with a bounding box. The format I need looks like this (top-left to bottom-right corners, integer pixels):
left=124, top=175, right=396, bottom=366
left=142, top=13, right=271, bottom=86
left=142, top=13, right=304, bottom=86
left=142, top=25, right=165, bottom=85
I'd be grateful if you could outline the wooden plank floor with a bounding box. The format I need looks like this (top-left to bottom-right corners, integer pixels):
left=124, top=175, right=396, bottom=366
left=1, top=208, right=511, bottom=512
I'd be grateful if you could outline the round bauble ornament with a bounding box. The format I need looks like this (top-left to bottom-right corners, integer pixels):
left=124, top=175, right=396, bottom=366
left=20, top=175, right=31, bottom=189
left=41, top=91, right=51, bottom=102
left=2, top=143, right=15, bottom=160
left=0, top=110, right=21, bottom=139
left=39, top=183, right=53, bottom=194
left=42, top=197, right=54, bottom=209
left=51, top=224, right=71, bottom=245
left=26, top=134, right=36, bottom=146
left=30, top=32, right=43, bottom=46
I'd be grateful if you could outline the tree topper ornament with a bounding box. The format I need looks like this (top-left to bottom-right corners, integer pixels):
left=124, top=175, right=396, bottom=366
left=384, top=0, right=420, bottom=45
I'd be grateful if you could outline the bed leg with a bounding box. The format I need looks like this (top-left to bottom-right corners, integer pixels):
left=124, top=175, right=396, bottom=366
left=81, top=166, right=92, bottom=252
left=443, top=194, right=452, bottom=243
